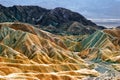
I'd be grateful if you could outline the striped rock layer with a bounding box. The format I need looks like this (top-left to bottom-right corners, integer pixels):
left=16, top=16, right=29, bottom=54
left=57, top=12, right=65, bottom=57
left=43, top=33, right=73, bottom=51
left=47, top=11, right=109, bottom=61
left=0, top=22, right=119, bottom=80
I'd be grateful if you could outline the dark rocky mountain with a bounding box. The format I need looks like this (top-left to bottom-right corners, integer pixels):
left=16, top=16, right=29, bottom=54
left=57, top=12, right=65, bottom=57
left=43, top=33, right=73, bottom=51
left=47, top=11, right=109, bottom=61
left=117, top=26, right=120, bottom=28
left=0, top=4, right=105, bottom=35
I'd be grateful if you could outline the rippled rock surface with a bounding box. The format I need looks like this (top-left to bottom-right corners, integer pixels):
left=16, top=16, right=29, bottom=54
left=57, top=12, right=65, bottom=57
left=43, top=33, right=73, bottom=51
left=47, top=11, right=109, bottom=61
left=0, top=22, right=119, bottom=80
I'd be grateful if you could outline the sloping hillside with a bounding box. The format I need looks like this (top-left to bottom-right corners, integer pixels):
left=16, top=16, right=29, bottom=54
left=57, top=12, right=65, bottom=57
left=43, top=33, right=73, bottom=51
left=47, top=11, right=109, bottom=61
left=0, top=22, right=100, bottom=80
left=0, top=22, right=119, bottom=80
left=0, top=4, right=105, bottom=35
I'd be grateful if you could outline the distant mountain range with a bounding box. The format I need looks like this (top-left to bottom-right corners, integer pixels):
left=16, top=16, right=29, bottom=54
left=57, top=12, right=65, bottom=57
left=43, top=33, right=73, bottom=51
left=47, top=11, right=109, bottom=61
left=0, top=0, right=120, bottom=19
left=0, top=4, right=105, bottom=35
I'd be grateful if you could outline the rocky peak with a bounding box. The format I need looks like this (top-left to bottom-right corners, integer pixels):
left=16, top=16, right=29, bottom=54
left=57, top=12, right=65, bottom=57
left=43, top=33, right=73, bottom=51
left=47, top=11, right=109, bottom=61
left=0, top=4, right=6, bottom=10
left=0, top=4, right=106, bottom=35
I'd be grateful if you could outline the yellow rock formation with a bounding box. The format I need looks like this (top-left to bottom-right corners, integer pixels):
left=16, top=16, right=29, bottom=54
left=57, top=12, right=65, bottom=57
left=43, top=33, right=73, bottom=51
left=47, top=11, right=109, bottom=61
left=0, top=22, right=100, bottom=80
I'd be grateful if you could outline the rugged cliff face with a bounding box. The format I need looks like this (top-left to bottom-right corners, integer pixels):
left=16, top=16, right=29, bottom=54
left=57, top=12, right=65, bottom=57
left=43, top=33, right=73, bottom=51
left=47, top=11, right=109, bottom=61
left=0, top=22, right=119, bottom=80
left=0, top=4, right=105, bottom=35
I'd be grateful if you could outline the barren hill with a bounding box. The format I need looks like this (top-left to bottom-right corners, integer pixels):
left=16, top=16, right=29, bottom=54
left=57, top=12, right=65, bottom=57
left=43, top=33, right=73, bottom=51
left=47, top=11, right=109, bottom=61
left=0, top=22, right=119, bottom=80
